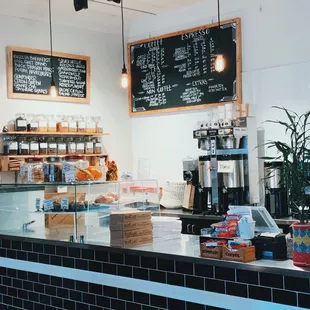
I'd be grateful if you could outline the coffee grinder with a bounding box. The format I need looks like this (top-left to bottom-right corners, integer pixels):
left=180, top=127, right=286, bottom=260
left=182, top=158, right=199, bottom=212
left=264, top=162, right=289, bottom=218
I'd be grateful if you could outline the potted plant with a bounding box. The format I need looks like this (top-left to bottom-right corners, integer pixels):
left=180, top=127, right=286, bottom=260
left=263, top=106, right=310, bottom=266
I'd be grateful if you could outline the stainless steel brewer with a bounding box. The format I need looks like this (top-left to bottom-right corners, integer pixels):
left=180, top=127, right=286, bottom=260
left=264, top=162, right=288, bottom=218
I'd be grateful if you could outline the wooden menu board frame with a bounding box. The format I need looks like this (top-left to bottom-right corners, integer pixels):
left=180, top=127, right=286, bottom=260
left=7, top=46, right=91, bottom=104
left=128, top=18, right=242, bottom=116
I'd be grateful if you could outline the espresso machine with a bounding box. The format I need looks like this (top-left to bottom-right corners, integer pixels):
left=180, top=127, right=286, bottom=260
left=264, top=162, right=289, bottom=218
left=192, top=116, right=260, bottom=215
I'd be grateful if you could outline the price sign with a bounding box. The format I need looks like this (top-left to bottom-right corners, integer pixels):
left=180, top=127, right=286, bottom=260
left=218, top=161, right=235, bottom=173
left=35, top=198, right=41, bottom=211
left=61, top=198, right=69, bottom=210
left=65, top=170, right=76, bottom=183
left=43, top=199, right=54, bottom=211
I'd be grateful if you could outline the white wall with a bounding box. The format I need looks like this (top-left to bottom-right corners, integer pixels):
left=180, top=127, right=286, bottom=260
left=0, top=14, right=132, bottom=182
left=128, top=0, right=310, bottom=185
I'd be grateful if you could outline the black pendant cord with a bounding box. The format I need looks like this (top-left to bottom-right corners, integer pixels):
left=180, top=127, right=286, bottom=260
left=49, top=0, right=54, bottom=84
left=121, top=0, right=126, bottom=71
left=217, top=0, right=221, bottom=53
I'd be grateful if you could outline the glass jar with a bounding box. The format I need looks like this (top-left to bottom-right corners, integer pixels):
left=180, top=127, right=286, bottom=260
left=15, top=113, right=27, bottom=131
left=93, top=138, right=102, bottom=154
left=29, top=136, right=39, bottom=156
left=56, top=137, right=67, bottom=155
left=47, top=115, right=57, bottom=132
left=20, top=158, right=44, bottom=184
left=86, top=116, right=96, bottom=133
left=18, top=136, right=29, bottom=155
left=62, top=155, right=89, bottom=182
left=27, top=113, right=38, bottom=132
left=85, top=137, right=94, bottom=154
left=39, top=137, right=48, bottom=155
left=9, top=136, right=18, bottom=155
left=3, top=136, right=10, bottom=155
left=67, top=137, right=76, bottom=155
left=95, top=116, right=104, bottom=133
left=57, top=115, right=69, bottom=132
left=47, top=137, right=57, bottom=155
left=77, top=116, right=86, bottom=133
left=68, top=116, right=77, bottom=133
left=75, top=137, right=85, bottom=154
left=43, top=157, right=63, bottom=182
left=38, top=114, right=48, bottom=132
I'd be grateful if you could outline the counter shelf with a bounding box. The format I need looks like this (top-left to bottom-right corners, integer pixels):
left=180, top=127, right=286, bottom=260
left=0, top=180, right=160, bottom=242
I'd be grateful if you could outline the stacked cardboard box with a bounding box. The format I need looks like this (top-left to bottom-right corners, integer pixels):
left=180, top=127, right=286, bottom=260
left=110, top=210, right=153, bottom=248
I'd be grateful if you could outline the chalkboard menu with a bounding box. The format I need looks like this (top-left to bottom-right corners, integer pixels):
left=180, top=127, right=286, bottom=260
left=7, top=46, right=91, bottom=103
left=128, top=18, right=241, bottom=115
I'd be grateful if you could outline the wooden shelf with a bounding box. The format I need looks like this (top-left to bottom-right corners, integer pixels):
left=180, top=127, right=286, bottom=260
left=2, top=154, right=108, bottom=159
left=0, top=132, right=109, bottom=136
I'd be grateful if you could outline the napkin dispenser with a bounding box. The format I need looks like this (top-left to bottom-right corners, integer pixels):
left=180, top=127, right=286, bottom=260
left=252, top=233, right=287, bottom=260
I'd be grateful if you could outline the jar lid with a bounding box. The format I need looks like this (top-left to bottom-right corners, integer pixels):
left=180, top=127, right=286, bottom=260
left=25, top=158, right=43, bottom=163
left=46, top=157, right=61, bottom=163
left=64, top=155, right=86, bottom=161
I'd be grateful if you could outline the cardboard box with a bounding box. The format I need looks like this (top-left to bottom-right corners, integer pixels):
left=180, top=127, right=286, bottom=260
left=110, top=234, right=153, bottom=248
left=222, top=245, right=256, bottom=263
left=111, top=226, right=153, bottom=239
left=110, top=219, right=152, bottom=231
left=200, top=243, right=222, bottom=259
left=45, top=214, right=85, bottom=228
left=110, top=210, right=151, bottom=224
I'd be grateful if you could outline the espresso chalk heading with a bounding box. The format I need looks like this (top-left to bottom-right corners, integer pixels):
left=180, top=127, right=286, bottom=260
left=128, top=18, right=242, bottom=116
left=7, top=46, right=91, bottom=104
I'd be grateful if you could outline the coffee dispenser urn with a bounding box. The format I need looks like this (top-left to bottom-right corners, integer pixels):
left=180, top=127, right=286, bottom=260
left=198, top=156, right=215, bottom=214
left=264, top=162, right=289, bottom=218
left=218, top=155, right=245, bottom=214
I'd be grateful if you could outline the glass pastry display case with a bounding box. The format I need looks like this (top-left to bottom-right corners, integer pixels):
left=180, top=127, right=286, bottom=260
left=0, top=180, right=160, bottom=244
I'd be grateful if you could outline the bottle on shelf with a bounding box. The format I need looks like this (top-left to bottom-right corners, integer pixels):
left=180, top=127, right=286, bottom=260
left=47, top=115, right=57, bottom=132
left=27, top=114, right=39, bottom=132
left=9, top=136, right=18, bottom=155
left=67, top=137, right=76, bottom=155
left=39, top=136, right=48, bottom=155
left=85, top=136, right=94, bottom=154
left=75, top=137, right=85, bottom=154
left=77, top=116, right=86, bottom=133
left=47, top=137, right=57, bottom=155
left=3, top=136, right=10, bottom=155
left=93, top=137, right=102, bottom=154
left=95, top=116, right=104, bottom=133
left=38, top=114, right=48, bottom=132
left=56, top=137, right=67, bottom=155
left=68, top=116, right=77, bottom=133
left=15, top=113, right=27, bottom=131
left=86, top=116, right=96, bottom=133
left=56, top=115, right=69, bottom=133
left=18, top=136, right=29, bottom=155
left=29, top=136, right=39, bottom=156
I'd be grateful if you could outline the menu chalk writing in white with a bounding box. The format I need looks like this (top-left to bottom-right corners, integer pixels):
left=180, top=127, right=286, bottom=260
left=129, top=19, right=241, bottom=114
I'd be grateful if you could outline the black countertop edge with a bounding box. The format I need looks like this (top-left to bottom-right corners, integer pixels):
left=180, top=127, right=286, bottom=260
left=1, top=233, right=309, bottom=278
left=0, top=186, right=45, bottom=193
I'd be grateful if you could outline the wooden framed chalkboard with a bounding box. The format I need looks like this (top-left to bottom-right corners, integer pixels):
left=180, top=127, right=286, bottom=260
left=128, top=18, right=241, bottom=116
left=7, top=46, right=91, bottom=103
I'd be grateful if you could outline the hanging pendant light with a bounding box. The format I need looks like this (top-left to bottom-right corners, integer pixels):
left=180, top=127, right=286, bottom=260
left=214, top=0, right=225, bottom=73
left=48, top=0, right=58, bottom=97
left=120, top=0, right=128, bottom=88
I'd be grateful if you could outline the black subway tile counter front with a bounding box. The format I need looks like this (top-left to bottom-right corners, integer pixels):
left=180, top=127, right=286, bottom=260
left=0, top=234, right=309, bottom=310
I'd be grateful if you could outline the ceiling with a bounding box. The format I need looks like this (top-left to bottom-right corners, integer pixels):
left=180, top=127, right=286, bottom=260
left=0, top=0, right=206, bottom=34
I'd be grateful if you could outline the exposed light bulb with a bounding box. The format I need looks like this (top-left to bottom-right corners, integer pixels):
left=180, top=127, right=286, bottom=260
left=215, top=54, right=225, bottom=73
left=49, top=84, right=58, bottom=97
left=121, top=67, right=128, bottom=88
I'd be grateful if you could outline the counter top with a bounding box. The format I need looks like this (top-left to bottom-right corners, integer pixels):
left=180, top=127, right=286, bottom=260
left=160, top=208, right=298, bottom=225
left=0, top=229, right=309, bottom=278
